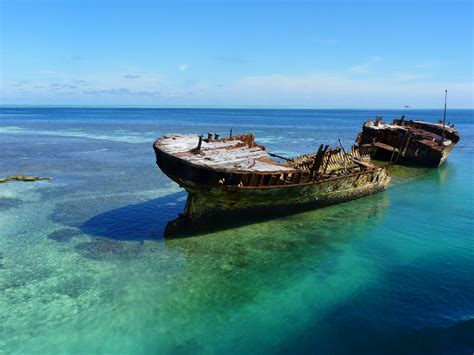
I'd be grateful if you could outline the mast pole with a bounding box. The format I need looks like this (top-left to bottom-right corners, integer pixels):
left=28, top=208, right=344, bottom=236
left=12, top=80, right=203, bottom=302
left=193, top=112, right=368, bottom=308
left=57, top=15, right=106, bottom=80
left=442, top=89, right=447, bottom=140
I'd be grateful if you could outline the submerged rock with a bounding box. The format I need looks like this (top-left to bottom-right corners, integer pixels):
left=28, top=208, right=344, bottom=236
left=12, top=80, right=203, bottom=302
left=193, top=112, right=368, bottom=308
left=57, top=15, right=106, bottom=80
left=75, top=239, right=141, bottom=260
left=0, top=175, right=54, bottom=183
left=47, top=228, right=82, bottom=242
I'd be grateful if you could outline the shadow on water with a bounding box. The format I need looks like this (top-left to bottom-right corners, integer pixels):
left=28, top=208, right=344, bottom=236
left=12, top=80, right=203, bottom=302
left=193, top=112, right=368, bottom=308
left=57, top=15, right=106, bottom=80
left=81, top=191, right=390, bottom=241
left=281, top=312, right=474, bottom=354
left=80, top=191, right=186, bottom=241
left=78, top=162, right=453, bottom=243
left=76, top=191, right=390, bottom=262
left=375, top=318, right=474, bottom=355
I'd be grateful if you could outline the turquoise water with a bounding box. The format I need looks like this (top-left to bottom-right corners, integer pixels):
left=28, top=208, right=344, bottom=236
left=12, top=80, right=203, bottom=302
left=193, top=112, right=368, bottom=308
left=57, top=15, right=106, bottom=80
left=0, top=108, right=473, bottom=354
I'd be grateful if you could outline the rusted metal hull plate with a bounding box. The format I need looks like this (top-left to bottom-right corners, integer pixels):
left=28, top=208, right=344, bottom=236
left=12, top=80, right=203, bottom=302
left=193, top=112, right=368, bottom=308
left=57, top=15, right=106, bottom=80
left=165, top=170, right=389, bottom=236
left=181, top=169, right=390, bottom=218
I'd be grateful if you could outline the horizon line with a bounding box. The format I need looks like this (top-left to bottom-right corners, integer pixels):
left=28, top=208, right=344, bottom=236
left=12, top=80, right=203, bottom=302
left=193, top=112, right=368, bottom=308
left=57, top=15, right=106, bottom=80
left=1, top=104, right=473, bottom=110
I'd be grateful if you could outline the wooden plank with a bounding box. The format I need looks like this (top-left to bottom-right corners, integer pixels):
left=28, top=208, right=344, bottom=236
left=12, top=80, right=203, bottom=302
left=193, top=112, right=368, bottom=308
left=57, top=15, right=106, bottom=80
left=373, top=142, right=399, bottom=153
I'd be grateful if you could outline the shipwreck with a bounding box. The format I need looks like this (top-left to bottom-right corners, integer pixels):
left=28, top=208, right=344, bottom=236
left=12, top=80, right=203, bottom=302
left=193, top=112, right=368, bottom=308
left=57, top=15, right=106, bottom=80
left=153, top=132, right=391, bottom=236
left=355, top=116, right=460, bottom=167
left=355, top=91, right=460, bottom=167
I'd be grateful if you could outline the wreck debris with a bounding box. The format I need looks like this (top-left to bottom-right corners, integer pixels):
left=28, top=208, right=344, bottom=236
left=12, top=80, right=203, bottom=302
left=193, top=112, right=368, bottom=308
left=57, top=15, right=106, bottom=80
left=0, top=175, right=54, bottom=183
left=355, top=116, right=460, bottom=167
left=153, top=133, right=391, bottom=236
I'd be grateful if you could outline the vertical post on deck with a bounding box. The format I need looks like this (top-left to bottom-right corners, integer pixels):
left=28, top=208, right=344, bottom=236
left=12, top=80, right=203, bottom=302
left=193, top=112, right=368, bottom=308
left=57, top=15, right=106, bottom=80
left=441, top=89, right=448, bottom=141
left=197, top=135, right=203, bottom=149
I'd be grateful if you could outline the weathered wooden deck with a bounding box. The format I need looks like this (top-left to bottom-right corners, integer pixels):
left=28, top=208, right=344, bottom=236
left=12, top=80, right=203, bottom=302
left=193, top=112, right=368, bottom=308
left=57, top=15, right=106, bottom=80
left=156, top=134, right=295, bottom=173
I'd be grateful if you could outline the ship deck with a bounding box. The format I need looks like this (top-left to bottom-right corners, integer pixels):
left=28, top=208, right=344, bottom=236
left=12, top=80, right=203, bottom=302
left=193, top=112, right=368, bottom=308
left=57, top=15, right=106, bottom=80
left=155, top=134, right=295, bottom=173
left=364, top=122, right=450, bottom=151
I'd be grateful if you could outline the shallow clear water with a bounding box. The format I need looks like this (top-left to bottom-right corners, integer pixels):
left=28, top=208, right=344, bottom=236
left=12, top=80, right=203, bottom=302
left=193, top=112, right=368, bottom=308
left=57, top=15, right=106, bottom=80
left=0, top=108, right=473, bottom=354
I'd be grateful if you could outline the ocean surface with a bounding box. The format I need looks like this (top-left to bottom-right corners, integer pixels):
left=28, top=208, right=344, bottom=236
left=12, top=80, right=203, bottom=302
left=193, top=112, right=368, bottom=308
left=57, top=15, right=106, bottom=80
left=0, top=107, right=473, bottom=354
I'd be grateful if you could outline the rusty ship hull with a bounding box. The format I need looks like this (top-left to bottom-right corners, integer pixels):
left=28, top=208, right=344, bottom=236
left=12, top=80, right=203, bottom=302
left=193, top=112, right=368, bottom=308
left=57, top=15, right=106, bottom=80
left=154, top=133, right=390, bottom=236
left=355, top=118, right=460, bottom=168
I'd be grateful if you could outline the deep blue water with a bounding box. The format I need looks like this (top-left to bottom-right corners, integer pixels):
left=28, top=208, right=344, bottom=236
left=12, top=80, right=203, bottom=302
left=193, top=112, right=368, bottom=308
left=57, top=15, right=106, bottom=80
left=0, top=107, right=473, bottom=354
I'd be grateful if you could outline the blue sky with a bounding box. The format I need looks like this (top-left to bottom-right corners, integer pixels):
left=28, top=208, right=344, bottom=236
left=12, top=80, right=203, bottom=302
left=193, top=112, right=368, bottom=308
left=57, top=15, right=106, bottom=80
left=1, top=0, right=472, bottom=108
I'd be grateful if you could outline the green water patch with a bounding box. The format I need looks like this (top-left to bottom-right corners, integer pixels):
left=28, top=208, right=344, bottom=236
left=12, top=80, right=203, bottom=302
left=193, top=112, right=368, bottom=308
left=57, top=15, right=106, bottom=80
left=152, top=194, right=389, bottom=352
left=375, top=160, right=432, bottom=185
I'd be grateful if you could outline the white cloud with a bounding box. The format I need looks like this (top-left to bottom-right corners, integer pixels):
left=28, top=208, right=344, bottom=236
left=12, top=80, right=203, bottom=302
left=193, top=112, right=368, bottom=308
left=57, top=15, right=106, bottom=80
left=350, top=56, right=382, bottom=74
left=1, top=67, right=472, bottom=108
left=179, top=64, right=189, bottom=72
left=0, top=71, right=164, bottom=104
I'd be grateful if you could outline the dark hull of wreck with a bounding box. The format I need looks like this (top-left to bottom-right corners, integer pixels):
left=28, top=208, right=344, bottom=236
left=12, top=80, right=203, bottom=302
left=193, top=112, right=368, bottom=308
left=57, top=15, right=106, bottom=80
left=155, top=149, right=390, bottom=236
left=356, top=122, right=458, bottom=168
left=365, top=140, right=455, bottom=168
